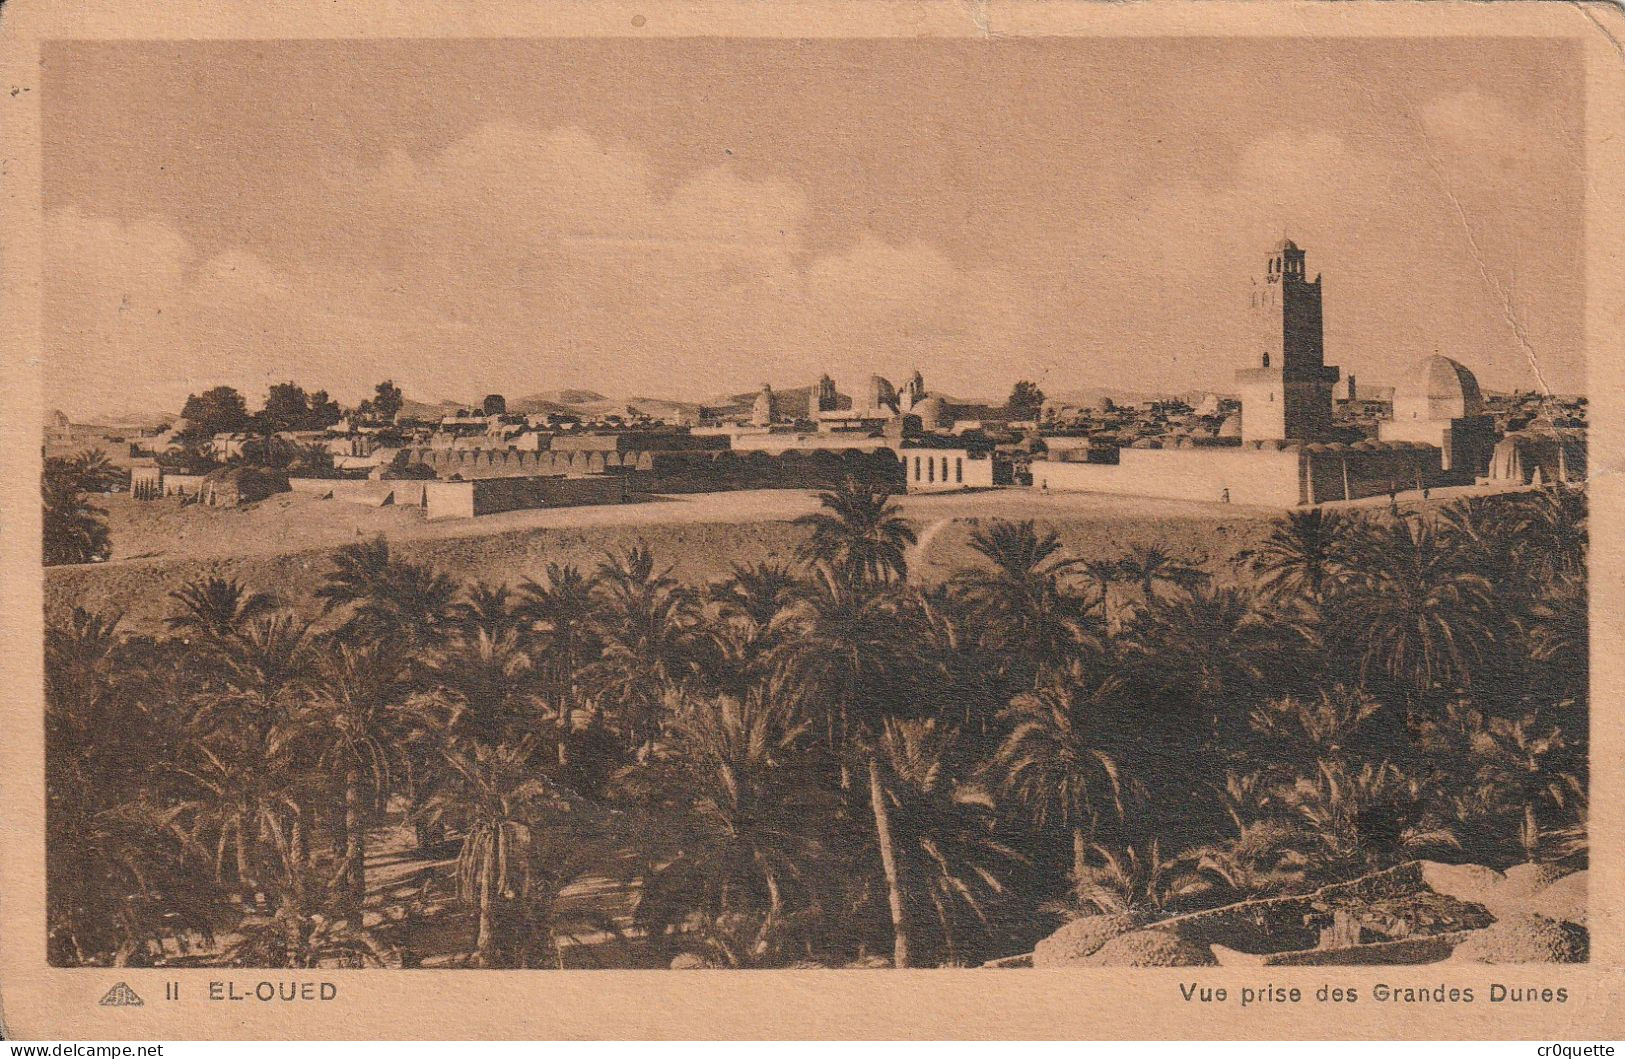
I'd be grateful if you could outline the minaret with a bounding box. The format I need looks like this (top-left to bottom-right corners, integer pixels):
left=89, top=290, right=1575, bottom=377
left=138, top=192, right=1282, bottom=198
left=1235, top=239, right=1339, bottom=442
left=809, top=373, right=838, bottom=418
left=751, top=383, right=774, bottom=427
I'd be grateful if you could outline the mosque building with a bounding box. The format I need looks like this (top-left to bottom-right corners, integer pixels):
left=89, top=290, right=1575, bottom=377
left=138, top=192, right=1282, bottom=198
left=1030, top=241, right=1491, bottom=506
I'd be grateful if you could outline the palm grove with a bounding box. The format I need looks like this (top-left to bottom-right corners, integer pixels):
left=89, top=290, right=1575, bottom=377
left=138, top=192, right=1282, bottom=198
left=45, top=479, right=1587, bottom=968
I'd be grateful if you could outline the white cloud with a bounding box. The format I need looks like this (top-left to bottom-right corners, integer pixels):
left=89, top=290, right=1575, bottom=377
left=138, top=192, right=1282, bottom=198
left=47, top=123, right=1040, bottom=415
left=44, top=110, right=1579, bottom=419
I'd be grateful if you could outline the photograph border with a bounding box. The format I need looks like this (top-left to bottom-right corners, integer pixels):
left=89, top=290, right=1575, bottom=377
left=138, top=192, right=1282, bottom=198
left=2, top=0, right=1623, bottom=1040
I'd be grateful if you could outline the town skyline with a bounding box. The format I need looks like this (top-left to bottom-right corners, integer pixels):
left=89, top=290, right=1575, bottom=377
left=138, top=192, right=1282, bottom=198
left=45, top=37, right=1583, bottom=420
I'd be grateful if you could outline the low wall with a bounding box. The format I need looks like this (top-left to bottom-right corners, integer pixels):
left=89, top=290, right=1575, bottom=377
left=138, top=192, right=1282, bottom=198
left=1304, top=447, right=1442, bottom=503
left=1490, top=433, right=1586, bottom=485
left=130, top=464, right=163, bottom=500
left=400, top=448, right=620, bottom=478
left=397, top=445, right=904, bottom=493
left=424, top=475, right=626, bottom=520
left=729, top=433, right=893, bottom=454
left=903, top=451, right=997, bottom=493
left=285, top=478, right=425, bottom=507
left=161, top=472, right=207, bottom=497
left=627, top=448, right=902, bottom=493
left=387, top=480, right=430, bottom=508
left=1032, top=447, right=1307, bottom=506
left=550, top=433, right=729, bottom=454
left=1033, top=444, right=1446, bottom=507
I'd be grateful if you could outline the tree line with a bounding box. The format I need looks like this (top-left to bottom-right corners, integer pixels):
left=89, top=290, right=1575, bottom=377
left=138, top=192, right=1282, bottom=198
left=46, top=482, right=1587, bottom=968
left=177, top=380, right=405, bottom=439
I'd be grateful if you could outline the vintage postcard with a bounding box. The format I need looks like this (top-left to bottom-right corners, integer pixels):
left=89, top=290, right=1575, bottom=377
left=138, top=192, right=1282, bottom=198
left=2, top=0, right=1622, bottom=1041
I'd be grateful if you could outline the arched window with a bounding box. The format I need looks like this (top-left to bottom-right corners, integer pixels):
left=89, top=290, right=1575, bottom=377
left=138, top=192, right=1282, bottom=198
left=955, top=458, right=963, bottom=484
left=927, top=458, right=934, bottom=483
left=913, top=455, right=921, bottom=480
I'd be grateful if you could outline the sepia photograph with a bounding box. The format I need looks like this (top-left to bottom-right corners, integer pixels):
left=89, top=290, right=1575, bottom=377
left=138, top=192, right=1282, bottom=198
left=5, top=0, right=1624, bottom=1042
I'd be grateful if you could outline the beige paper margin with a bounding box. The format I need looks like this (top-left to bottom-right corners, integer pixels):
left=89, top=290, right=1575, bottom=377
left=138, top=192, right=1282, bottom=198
left=2, top=0, right=1622, bottom=1041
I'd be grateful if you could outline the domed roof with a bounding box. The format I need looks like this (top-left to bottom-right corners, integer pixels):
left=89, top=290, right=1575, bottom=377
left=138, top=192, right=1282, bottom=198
left=1273, top=238, right=1300, bottom=253
left=1421, top=355, right=1482, bottom=403
left=860, top=375, right=898, bottom=415
left=914, top=396, right=948, bottom=427
left=1395, top=355, right=1483, bottom=421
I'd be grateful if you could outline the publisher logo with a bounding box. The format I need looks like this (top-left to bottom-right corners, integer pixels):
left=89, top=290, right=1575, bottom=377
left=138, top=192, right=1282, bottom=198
left=98, top=982, right=144, bottom=1007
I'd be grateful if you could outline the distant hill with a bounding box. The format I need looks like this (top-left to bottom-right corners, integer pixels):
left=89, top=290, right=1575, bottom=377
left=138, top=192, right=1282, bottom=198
left=1048, top=387, right=1153, bottom=407
left=712, top=384, right=854, bottom=415
left=518, top=389, right=608, bottom=406
left=74, top=410, right=178, bottom=431
left=621, top=396, right=706, bottom=419
left=1046, top=387, right=1224, bottom=408
left=505, top=391, right=709, bottom=420
left=398, top=397, right=468, bottom=421
left=507, top=395, right=588, bottom=417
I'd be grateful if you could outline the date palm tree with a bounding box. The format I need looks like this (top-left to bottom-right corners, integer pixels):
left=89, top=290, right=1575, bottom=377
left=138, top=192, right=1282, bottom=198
left=794, top=479, right=917, bottom=589
left=1515, top=484, right=1587, bottom=583
left=1251, top=507, right=1357, bottom=606
left=448, top=581, right=524, bottom=640
left=994, top=668, right=1125, bottom=887
left=1336, top=516, right=1498, bottom=707
left=42, top=451, right=119, bottom=566
left=1525, top=572, right=1587, bottom=707
left=167, top=735, right=300, bottom=906
left=1282, top=760, right=1459, bottom=876
left=518, top=563, right=603, bottom=763
left=635, top=683, right=833, bottom=966
left=316, top=536, right=460, bottom=649
left=775, top=567, right=909, bottom=772
left=190, top=614, right=317, bottom=737
left=907, top=586, right=1004, bottom=739
left=420, top=628, right=542, bottom=749
left=1115, top=544, right=1208, bottom=609
left=592, top=545, right=700, bottom=755
left=717, top=560, right=805, bottom=633
left=417, top=739, right=580, bottom=967
left=1464, top=708, right=1584, bottom=862
left=1070, top=838, right=1198, bottom=919
left=281, top=643, right=420, bottom=915
left=773, top=566, right=922, bottom=964
left=224, top=613, right=316, bottom=694
left=165, top=577, right=280, bottom=647
left=1123, top=584, right=1291, bottom=714
left=1437, top=495, right=1522, bottom=584
left=872, top=718, right=1025, bottom=966
left=45, top=609, right=148, bottom=796
left=1078, top=558, right=1125, bottom=626
left=952, top=519, right=1099, bottom=688
left=47, top=798, right=226, bottom=967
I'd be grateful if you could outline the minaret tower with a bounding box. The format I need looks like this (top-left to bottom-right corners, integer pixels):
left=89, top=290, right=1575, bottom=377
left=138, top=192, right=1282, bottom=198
left=1234, top=239, right=1339, bottom=442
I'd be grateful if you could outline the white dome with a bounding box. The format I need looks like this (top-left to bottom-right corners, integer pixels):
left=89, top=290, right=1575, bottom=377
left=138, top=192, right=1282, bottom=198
left=914, top=397, right=948, bottom=428
left=1394, top=355, right=1483, bottom=421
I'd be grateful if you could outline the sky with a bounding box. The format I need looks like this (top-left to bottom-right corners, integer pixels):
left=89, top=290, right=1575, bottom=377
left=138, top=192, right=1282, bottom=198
left=43, top=37, right=1585, bottom=419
